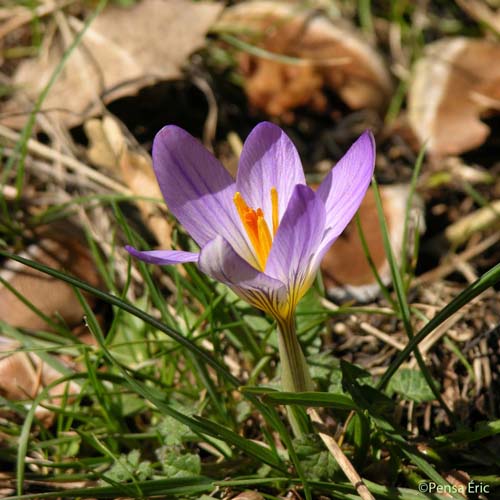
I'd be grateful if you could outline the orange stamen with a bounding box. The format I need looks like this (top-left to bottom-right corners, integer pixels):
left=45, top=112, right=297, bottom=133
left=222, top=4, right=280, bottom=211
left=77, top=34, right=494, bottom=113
left=271, top=187, right=279, bottom=236
left=257, top=212, right=272, bottom=259
left=234, top=190, right=278, bottom=270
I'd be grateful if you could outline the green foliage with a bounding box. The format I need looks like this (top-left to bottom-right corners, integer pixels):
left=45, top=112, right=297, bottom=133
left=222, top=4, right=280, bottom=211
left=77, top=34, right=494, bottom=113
left=295, top=288, right=329, bottom=345
left=294, top=435, right=340, bottom=481
left=308, top=352, right=378, bottom=396
left=388, top=369, right=437, bottom=403
left=341, top=361, right=395, bottom=417
left=158, top=447, right=201, bottom=478
left=102, top=450, right=153, bottom=483
left=2, top=218, right=500, bottom=499
left=157, top=415, right=193, bottom=446
left=111, top=0, right=137, bottom=5
left=308, top=351, right=340, bottom=382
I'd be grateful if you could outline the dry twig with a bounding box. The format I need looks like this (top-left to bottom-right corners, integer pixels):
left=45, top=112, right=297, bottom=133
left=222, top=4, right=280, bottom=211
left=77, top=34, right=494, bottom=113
left=308, top=408, right=375, bottom=500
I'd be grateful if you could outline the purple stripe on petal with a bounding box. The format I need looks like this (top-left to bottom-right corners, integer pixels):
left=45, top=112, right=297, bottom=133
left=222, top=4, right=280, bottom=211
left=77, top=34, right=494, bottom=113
left=316, top=131, right=375, bottom=244
left=236, top=122, right=306, bottom=231
left=199, top=236, right=287, bottom=316
left=152, top=126, right=257, bottom=267
left=265, top=185, right=326, bottom=293
left=126, top=245, right=199, bottom=265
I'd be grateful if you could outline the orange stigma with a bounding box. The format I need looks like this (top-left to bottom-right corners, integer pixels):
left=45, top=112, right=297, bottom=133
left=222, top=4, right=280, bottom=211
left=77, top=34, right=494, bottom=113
left=234, top=188, right=279, bottom=270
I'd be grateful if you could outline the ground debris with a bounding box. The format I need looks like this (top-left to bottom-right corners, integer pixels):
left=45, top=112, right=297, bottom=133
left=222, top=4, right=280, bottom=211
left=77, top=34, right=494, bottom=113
left=2, top=0, right=223, bottom=129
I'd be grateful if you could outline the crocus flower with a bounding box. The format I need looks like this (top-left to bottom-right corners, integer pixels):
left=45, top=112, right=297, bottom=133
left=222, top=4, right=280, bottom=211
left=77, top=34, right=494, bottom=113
left=126, top=122, right=375, bottom=396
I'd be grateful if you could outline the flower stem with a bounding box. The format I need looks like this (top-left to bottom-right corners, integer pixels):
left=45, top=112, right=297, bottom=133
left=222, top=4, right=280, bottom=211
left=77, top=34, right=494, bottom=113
left=277, top=316, right=314, bottom=437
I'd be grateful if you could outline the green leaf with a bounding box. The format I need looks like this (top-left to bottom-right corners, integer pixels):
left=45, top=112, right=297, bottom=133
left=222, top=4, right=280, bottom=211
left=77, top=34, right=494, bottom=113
left=157, top=415, right=193, bottom=447
left=340, top=361, right=397, bottom=431
left=260, top=391, right=357, bottom=411
left=295, top=288, right=328, bottom=343
left=327, top=369, right=344, bottom=395
left=388, top=369, right=437, bottom=403
left=294, top=435, right=340, bottom=481
left=158, top=448, right=201, bottom=478
left=307, top=351, right=340, bottom=382
left=350, top=412, right=370, bottom=468
left=102, top=450, right=153, bottom=483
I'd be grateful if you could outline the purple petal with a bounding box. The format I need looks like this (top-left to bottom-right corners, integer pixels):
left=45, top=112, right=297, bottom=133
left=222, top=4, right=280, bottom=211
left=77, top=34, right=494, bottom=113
left=153, top=126, right=256, bottom=265
left=316, top=130, right=375, bottom=241
left=126, top=245, right=199, bottom=265
left=199, top=236, right=287, bottom=316
left=236, top=122, right=306, bottom=231
left=265, top=184, right=326, bottom=292
left=310, top=131, right=375, bottom=271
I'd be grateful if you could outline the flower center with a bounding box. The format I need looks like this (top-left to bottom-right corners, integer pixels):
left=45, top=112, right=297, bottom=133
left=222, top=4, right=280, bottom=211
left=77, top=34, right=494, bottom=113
left=234, top=187, right=279, bottom=271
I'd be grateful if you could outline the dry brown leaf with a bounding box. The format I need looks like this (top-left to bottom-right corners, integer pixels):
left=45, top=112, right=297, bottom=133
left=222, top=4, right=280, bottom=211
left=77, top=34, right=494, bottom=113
left=0, top=223, right=101, bottom=423
left=320, top=185, right=425, bottom=302
left=408, top=37, right=500, bottom=156
left=119, top=148, right=173, bottom=250
left=0, top=223, right=102, bottom=331
left=3, top=0, right=223, bottom=128
left=84, top=116, right=172, bottom=249
left=0, top=339, right=81, bottom=426
left=217, top=1, right=392, bottom=119
left=84, top=116, right=124, bottom=171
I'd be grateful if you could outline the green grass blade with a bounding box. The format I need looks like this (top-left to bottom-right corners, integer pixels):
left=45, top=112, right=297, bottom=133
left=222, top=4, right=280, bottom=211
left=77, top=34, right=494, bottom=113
left=0, top=249, right=240, bottom=387
left=192, top=416, right=286, bottom=471
left=6, top=477, right=213, bottom=499
left=372, top=178, right=453, bottom=421
left=434, top=419, right=500, bottom=447
left=218, top=33, right=319, bottom=66
left=76, top=286, right=287, bottom=472
left=400, top=144, right=426, bottom=282
left=242, top=389, right=357, bottom=411
left=355, top=213, right=396, bottom=307
left=16, top=390, right=38, bottom=495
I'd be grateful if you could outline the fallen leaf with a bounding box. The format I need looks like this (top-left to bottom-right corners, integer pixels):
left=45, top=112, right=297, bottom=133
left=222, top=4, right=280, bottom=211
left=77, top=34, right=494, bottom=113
left=84, top=116, right=172, bottom=249
left=217, top=1, right=392, bottom=119
left=84, top=116, right=124, bottom=171
left=320, top=185, right=425, bottom=302
left=408, top=37, right=500, bottom=156
left=0, top=222, right=102, bottom=424
left=120, top=148, right=174, bottom=250
left=3, top=0, right=223, bottom=128
left=0, top=222, right=102, bottom=331
left=0, top=338, right=81, bottom=426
